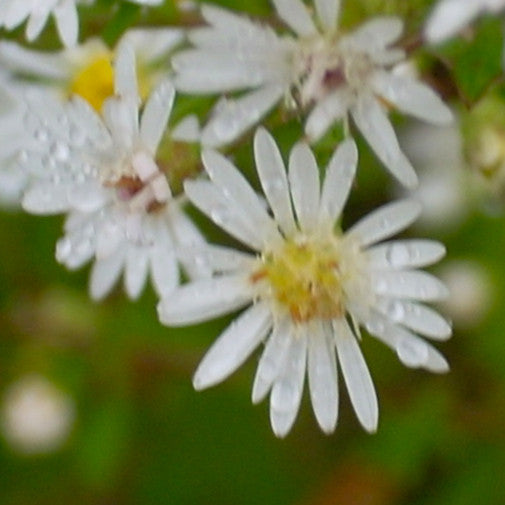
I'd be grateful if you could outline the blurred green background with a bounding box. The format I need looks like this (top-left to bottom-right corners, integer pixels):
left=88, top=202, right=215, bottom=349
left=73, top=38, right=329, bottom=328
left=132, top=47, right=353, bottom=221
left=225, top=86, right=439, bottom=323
left=1, top=1, right=505, bottom=504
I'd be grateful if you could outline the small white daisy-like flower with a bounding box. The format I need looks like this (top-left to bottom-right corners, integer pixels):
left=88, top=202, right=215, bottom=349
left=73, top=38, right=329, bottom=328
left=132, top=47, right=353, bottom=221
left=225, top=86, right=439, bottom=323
left=1, top=375, right=75, bottom=455
left=18, top=42, right=208, bottom=300
left=0, top=0, right=163, bottom=47
left=0, top=28, right=183, bottom=113
left=425, top=0, right=505, bottom=43
left=174, top=0, right=452, bottom=187
left=158, top=128, right=451, bottom=437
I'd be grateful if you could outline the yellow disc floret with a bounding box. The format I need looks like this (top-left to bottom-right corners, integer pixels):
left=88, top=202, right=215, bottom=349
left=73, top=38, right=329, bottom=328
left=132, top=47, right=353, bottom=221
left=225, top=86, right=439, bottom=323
left=252, top=236, right=346, bottom=323
left=69, top=54, right=115, bottom=112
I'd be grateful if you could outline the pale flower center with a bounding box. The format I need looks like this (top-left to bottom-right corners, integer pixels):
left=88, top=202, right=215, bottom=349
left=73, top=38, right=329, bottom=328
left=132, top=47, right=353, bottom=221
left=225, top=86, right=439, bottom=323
left=293, top=36, right=374, bottom=107
left=251, top=234, right=366, bottom=324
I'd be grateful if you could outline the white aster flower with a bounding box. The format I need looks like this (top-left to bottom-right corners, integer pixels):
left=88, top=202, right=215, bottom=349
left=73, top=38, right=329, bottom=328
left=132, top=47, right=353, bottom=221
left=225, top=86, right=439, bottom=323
left=425, top=0, right=505, bottom=43
left=158, top=128, right=451, bottom=437
left=18, top=42, right=207, bottom=300
left=0, top=28, right=183, bottom=113
left=174, top=0, right=452, bottom=187
left=0, top=0, right=163, bottom=47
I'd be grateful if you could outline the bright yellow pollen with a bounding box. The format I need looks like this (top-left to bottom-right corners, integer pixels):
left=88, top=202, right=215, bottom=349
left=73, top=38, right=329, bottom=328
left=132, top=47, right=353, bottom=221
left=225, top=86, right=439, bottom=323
left=70, top=54, right=115, bottom=112
left=253, top=237, right=344, bottom=323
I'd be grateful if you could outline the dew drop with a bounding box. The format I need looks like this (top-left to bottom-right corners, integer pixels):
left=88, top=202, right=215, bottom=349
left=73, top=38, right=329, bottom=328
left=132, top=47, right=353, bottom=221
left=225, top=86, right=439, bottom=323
left=386, top=243, right=410, bottom=267
left=385, top=300, right=405, bottom=322
left=51, top=141, right=70, bottom=162
left=396, top=337, right=428, bottom=368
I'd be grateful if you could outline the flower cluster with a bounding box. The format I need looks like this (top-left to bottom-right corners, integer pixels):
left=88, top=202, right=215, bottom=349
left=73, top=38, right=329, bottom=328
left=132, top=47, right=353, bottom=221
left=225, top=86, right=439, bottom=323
left=0, top=0, right=470, bottom=437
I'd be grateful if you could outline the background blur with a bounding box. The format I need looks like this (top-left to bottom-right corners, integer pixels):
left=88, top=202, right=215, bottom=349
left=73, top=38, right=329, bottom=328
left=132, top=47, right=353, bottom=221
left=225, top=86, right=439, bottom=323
left=1, top=1, right=505, bottom=504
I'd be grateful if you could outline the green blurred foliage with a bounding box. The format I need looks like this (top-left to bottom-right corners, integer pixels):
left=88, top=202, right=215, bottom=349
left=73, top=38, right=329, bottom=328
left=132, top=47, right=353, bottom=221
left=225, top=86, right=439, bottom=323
left=1, top=1, right=505, bottom=505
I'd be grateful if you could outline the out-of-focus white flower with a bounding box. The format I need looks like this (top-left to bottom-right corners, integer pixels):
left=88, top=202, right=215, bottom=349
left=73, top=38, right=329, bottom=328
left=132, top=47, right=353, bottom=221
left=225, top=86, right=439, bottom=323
left=399, top=120, right=470, bottom=230
left=425, top=0, right=505, bottom=43
left=1, top=375, right=75, bottom=454
left=158, top=128, right=451, bottom=437
left=0, top=29, right=184, bottom=208
left=438, top=260, right=492, bottom=328
left=174, top=0, right=452, bottom=187
left=18, top=42, right=208, bottom=300
left=0, top=0, right=164, bottom=48
left=0, top=28, right=184, bottom=113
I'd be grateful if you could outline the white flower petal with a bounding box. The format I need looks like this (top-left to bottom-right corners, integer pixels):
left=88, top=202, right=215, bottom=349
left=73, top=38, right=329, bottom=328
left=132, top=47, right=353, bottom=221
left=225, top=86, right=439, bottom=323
left=202, top=149, right=282, bottom=246
left=26, top=7, right=51, bottom=42
left=371, top=270, right=449, bottom=301
left=201, top=84, right=284, bottom=148
left=54, top=0, right=78, bottom=48
left=252, top=317, right=291, bottom=404
left=140, top=80, right=175, bottom=154
left=425, top=0, right=482, bottom=43
left=345, top=17, right=403, bottom=50
left=308, top=322, right=338, bottom=433
left=157, top=274, right=253, bottom=326
left=173, top=50, right=268, bottom=93
left=184, top=179, right=264, bottom=251
left=89, top=249, right=126, bottom=300
left=305, top=88, right=352, bottom=142
left=372, top=71, right=452, bottom=125
left=171, top=115, right=200, bottom=142
left=351, top=96, right=418, bottom=188
left=334, top=320, right=378, bottom=433
left=315, top=0, right=341, bottom=32
left=114, top=41, right=138, bottom=101
left=124, top=246, right=149, bottom=300
left=375, top=298, right=452, bottom=341
left=150, top=241, right=179, bottom=298
left=270, top=331, right=307, bottom=437
left=365, top=313, right=449, bottom=372
left=367, top=240, right=446, bottom=270
left=272, top=0, right=317, bottom=37
left=288, top=142, right=320, bottom=232
left=193, top=301, right=272, bottom=390
left=347, top=199, right=421, bottom=247
left=254, top=127, right=297, bottom=236
left=319, top=138, right=357, bottom=226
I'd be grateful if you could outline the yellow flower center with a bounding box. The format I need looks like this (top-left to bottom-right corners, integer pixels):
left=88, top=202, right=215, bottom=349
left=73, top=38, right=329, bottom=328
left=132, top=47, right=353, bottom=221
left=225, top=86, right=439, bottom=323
left=252, top=236, right=346, bottom=323
left=69, top=53, right=153, bottom=113
left=69, top=54, right=115, bottom=112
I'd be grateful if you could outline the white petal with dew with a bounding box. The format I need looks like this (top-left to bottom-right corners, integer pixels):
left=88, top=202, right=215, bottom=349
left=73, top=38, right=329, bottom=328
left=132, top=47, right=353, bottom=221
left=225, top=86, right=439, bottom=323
left=319, top=138, right=357, bottom=226
left=89, top=249, right=126, bottom=300
left=351, top=95, right=418, bottom=188
left=374, top=298, right=452, bottom=341
left=202, top=149, right=281, bottom=246
left=347, top=199, right=421, bottom=247
left=334, top=320, right=378, bottom=432
left=140, top=80, right=175, bottom=154
left=193, top=301, right=272, bottom=390
left=372, top=71, right=452, bottom=125
left=252, top=317, right=292, bottom=404
left=288, top=142, right=320, bottom=232
left=124, top=246, right=149, bottom=300
left=201, top=84, right=285, bottom=148
left=114, top=41, right=139, bottom=101
left=371, top=270, right=449, bottom=301
left=308, top=322, right=338, bottom=433
left=270, top=331, right=307, bottom=437
left=366, top=240, right=446, bottom=270
left=157, top=274, right=253, bottom=326
left=254, top=127, right=297, bottom=236
left=150, top=240, right=179, bottom=298
left=184, top=179, right=264, bottom=251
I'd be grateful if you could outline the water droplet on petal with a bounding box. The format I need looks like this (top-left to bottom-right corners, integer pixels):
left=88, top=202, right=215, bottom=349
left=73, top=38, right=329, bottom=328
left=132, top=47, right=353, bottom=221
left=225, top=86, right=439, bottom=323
left=386, top=243, right=410, bottom=267
left=385, top=300, right=405, bottom=322
left=396, top=337, right=428, bottom=367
